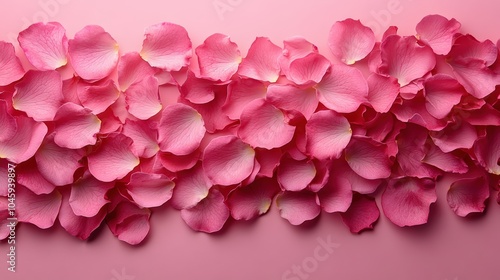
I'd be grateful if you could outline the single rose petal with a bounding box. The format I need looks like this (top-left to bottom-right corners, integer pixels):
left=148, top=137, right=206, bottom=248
left=382, top=177, right=437, bottom=227
left=345, top=136, right=392, bottom=180
left=107, top=202, right=151, bottom=245
left=316, top=64, right=368, bottom=113
left=117, top=52, right=156, bottom=91
left=280, top=37, right=318, bottom=78
left=287, top=53, right=330, bottom=85
left=0, top=100, right=16, bottom=142
left=448, top=34, right=497, bottom=66
left=222, top=78, right=267, bottom=120
left=13, top=70, right=63, bottom=121
left=255, top=148, right=282, bottom=178
left=447, top=59, right=499, bottom=99
left=180, top=71, right=217, bottom=104
left=78, top=79, right=120, bottom=114
left=277, top=190, right=321, bottom=225
left=17, top=160, right=56, bottom=195
left=266, top=84, right=318, bottom=120
left=68, top=25, right=119, bottom=80
left=305, top=110, right=351, bottom=160
left=180, top=188, right=229, bottom=233
left=69, top=172, right=114, bottom=217
left=317, top=174, right=353, bottom=213
left=447, top=176, right=489, bottom=217
left=340, top=193, right=380, bottom=233
left=474, top=126, right=500, bottom=175
left=328, top=19, right=375, bottom=64
left=122, top=119, right=159, bottom=158
left=277, top=156, right=316, bottom=191
left=227, top=177, right=279, bottom=220
left=238, top=37, right=282, bottom=82
left=0, top=41, right=25, bottom=86
left=16, top=185, right=61, bottom=229
left=366, top=73, right=400, bottom=113
left=18, top=22, right=68, bottom=70
left=88, top=134, right=140, bottom=182
left=158, top=103, right=206, bottom=155
left=140, top=22, right=192, bottom=71
left=53, top=103, right=101, bottom=149
left=125, top=75, right=162, bottom=120
left=203, top=135, right=255, bottom=186
left=422, top=143, right=468, bottom=174
left=238, top=99, right=295, bottom=149
left=423, top=74, right=464, bottom=119
left=416, top=15, right=461, bottom=55
left=126, top=172, right=174, bottom=208
left=171, top=163, right=211, bottom=210
left=197, top=33, right=241, bottom=81
left=378, top=35, right=436, bottom=87
left=430, top=121, right=478, bottom=153
left=158, top=150, right=199, bottom=173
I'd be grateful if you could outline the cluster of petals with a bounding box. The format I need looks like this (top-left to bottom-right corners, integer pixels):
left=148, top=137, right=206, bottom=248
left=1, top=15, right=499, bottom=244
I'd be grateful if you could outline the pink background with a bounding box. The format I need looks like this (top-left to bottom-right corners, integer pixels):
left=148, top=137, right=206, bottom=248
left=1, top=0, right=500, bottom=279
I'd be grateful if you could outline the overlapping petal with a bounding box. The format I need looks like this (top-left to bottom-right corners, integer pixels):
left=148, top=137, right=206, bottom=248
left=344, top=136, right=392, bottom=180
left=277, top=156, right=316, bottom=192
left=447, top=175, right=490, bottom=217
left=171, top=163, right=211, bottom=210
left=416, top=15, right=460, bottom=55
left=126, top=172, right=174, bottom=208
left=180, top=188, right=229, bottom=233
left=227, top=177, right=279, bottom=220
left=53, top=102, right=101, bottom=149
left=277, top=190, right=321, bottom=225
left=340, top=193, right=379, bottom=233
left=0, top=41, right=25, bottom=86
left=267, top=84, right=318, bottom=120
left=238, top=37, right=282, bottom=82
left=117, top=52, right=156, bottom=91
left=69, top=172, right=114, bottom=217
left=196, top=33, right=241, bottom=81
left=107, top=202, right=151, bottom=245
left=328, top=19, right=375, bottom=64
left=16, top=185, right=61, bottom=229
left=78, top=80, right=120, bottom=114
left=305, top=110, right=351, bottom=160
left=125, top=75, right=162, bottom=120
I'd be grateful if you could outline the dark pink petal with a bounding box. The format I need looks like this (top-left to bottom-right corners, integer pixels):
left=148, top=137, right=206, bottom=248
left=382, top=177, right=437, bottom=227
left=180, top=188, right=229, bottom=233
left=317, top=173, right=353, bottom=213
left=203, top=135, right=255, bottom=186
left=277, top=190, right=321, bottom=225
left=125, top=75, right=162, bottom=120
left=340, top=193, right=379, bottom=233
left=196, top=33, right=241, bottom=81
left=238, top=99, right=295, bottom=149
left=53, top=103, right=101, bottom=149
left=287, top=53, right=330, bottom=85
left=0, top=198, right=11, bottom=239
left=70, top=172, right=114, bottom=217
left=107, top=202, right=151, bottom=245
left=333, top=159, right=382, bottom=194
left=345, top=137, right=392, bottom=180
left=0, top=159, right=8, bottom=196
left=416, top=15, right=461, bottom=55
left=277, top=156, right=316, bottom=191
left=35, top=134, right=84, bottom=186
left=448, top=34, right=497, bottom=66
left=18, top=22, right=68, bottom=70
left=306, top=110, right=351, bottom=160
left=78, top=80, right=120, bottom=114
left=448, top=59, right=499, bottom=99
left=158, top=150, right=199, bottom=172
left=17, top=160, right=56, bottom=195
left=447, top=176, right=489, bottom=217
left=227, top=177, right=279, bottom=220
left=16, top=185, right=61, bottom=229
left=328, top=19, right=375, bottom=64
left=68, top=25, right=119, bottom=80
left=266, top=84, right=318, bottom=120
left=0, top=115, right=48, bottom=164
left=464, top=104, right=500, bottom=126
left=379, top=35, right=436, bottom=86
left=255, top=148, right=282, bottom=178
left=122, top=119, right=159, bottom=158
left=158, top=103, right=206, bottom=155
left=423, top=74, right=464, bottom=119
left=280, top=37, right=318, bottom=78
left=474, top=126, right=500, bottom=175
left=430, top=121, right=478, bottom=153
left=13, top=70, right=63, bottom=121
left=391, top=94, right=448, bottom=131
left=180, top=71, right=217, bottom=104
left=238, top=37, right=282, bottom=82
left=0, top=41, right=24, bottom=86
left=117, top=52, right=156, bottom=91
left=366, top=73, right=400, bottom=113
left=316, top=64, right=368, bottom=113
left=126, top=172, right=174, bottom=208
left=0, top=100, right=16, bottom=142
left=222, top=78, right=266, bottom=120
left=422, top=143, right=468, bottom=173
left=171, top=163, right=211, bottom=210
left=88, top=134, right=140, bottom=182
left=140, top=22, right=192, bottom=71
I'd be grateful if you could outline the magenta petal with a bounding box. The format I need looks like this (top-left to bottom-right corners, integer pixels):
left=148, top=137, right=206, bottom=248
left=430, top=121, right=478, bottom=153
left=238, top=37, right=282, bottom=82
left=18, top=22, right=68, bottom=70
left=70, top=172, right=114, bottom=217
left=0, top=198, right=11, bottom=239
left=340, top=193, right=380, bottom=233
left=331, top=159, right=381, bottom=194
left=0, top=100, right=17, bottom=142
left=117, top=52, right=156, bottom=91
left=227, top=177, right=279, bottom=220
left=277, top=190, right=321, bottom=225
left=68, top=25, right=119, bottom=80
left=345, top=137, right=392, bottom=180
left=158, top=150, right=199, bottom=173
left=255, top=148, right=282, bottom=178
left=287, top=53, right=330, bottom=85
left=126, top=172, right=174, bottom=208
left=16, top=185, right=61, bottom=229
left=306, top=110, right=351, bottom=160
left=267, top=84, right=318, bottom=120
left=140, top=22, right=192, bottom=71
left=423, top=74, right=464, bottom=119
left=277, top=156, right=316, bottom=191
left=0, top=41, right=24, bottom=86
left=203, top=135, right=255, bottom=186
left=53, top=103, right=101, bottom=149
left=382, top=177, right=437, bottom=227
left=416, top=15, right=461, bottom=55
left=171, top=163, right=212, bottom=210
left=448, top=59, right=499, bottom=99
left=474, top=126, right=500, bottom=175
left=317, top=174, right=353, bottom=213
left=78, top=80, right=120, bottom=114
left=447, top=176, right=490, bottom=217
left=222, top=78, right=267, bottom=120
left=366, top=73, right=400, bottom=113
left=125, top=75, right=162, bottom=120
left=328, top=19, right=375, bottom=64
left=197, top=33, right=241, bottom=81
left=122, top=119, right=160, bottom=158
left=422, top=143, right=468, bottom=174
left=17, top=160, right=56, bottom=195
left=107, top=202, right=151, bottom=245
left=180, top=188, right=229, bottom=233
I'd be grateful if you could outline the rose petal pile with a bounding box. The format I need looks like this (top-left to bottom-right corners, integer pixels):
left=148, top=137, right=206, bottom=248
left=1, top=15, right=499, bottom=244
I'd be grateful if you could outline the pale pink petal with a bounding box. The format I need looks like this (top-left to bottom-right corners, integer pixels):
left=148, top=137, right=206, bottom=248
left=180, top=71, right=217, bottom=104
left=0, top=41, right=25, bottom=86
left=126, top=172, right=174, bottom=208
left=122, top=119, right=159, bottom=158
left=255, top=148, right=282, bottom=178
left=87, top=134, right=140, bottom=182
left=378, top=35, right=436, bottom=87
left=77, top=79, right=120, bottom=114
left=227, top=177, right=279, bottom=220
left=238, top=37, right=282, bottom=82
left=366, top=73, right=400, bottom=113
left=196, top=33, right=241, bottom=81
left=423, top=74, right=464, bottom=119
left=180, top=188, right=229, bottom=233
left=306, top=110, right=351, bottom=160
left=447, top=176, right=490, bottom=217
left=280, top=37, right=318, bottom=77
left=140, top=22, right=192, bottom=71
left=158, top=103, right=206, bottom=155
left=107, top=202, right=151, bottom=245
left=70, top=172, right=114, bottom=217
left=125, top=75, right=162, bottom=120
left=222, top=78, right=267, bottom=120
left=277, top=156, right=316, bottom=191
left=277, top=190, right=321, bottom=225
left=345, top=136, right=392, bottom=180
left=287, top=53, right=330, bottom=85
left=203, top=135, right=255, bottom=186
left=422, top=143, right=468, bottom=174
left=382, top=177, right=437, bottom=227
left=68, top=25, right=119, bottom=80
left=17, top=160, right=56, bottom=195
left=18, top=22, right=68, bottom=70
left=316, top=64, right=368, bottom=113
left=238, top=99, right=295, bottom=149
left=16, top=185, right=61, bottom=229
left=117, top=52, right=156, bottom=91
left=340, top=193, right=379, bottom=233
left=171, top=163, right=211, bottom=210
left=53, top=102, right=101, bottom=149
left=0, top=100, right=16, bottom=142
left=328, top=19, right=375, bottom=64
left=474, top=126, right=500, bottom=175
left=266, top=84, right=318, bottom=120
left=13, top=70, right=63, bottom=121
left=416, top=15, right=461, bottom=55
left=430, top=121, right=478, bottom=153
left=317, top=174, right=353, bottom=213
left=158, top=150, right=200, bottom=173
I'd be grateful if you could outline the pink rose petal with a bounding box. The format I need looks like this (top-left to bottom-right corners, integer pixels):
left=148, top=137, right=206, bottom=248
left=266, top=84, right=318, bottom=120
left=474, top=126, right=500, bottom=175
left=180, top=188, right=229, bottom=233
left=238, top=37, right=282, bottom=82
left=277, top=190, right=321, bottom=226
left=222, top=78, right=267, bottom=120
left=345, top=136, right=392, bottom=180
left=53, top=102, right=101, bottom=149
left=340, top=193, right=379, bottom=233
left=107, top=202, right=151, bottom=245
left=0, top=41, right=25, bottom=86
left=430, top=121, right=478, bottom=153
left=255, top=148, right=282, bottom=178
left=196, top=33, right=241, bottom=81
left=328, top=19, right=375, bottom=64
left=117, top=52, right=156, bottom=91
left=78, top=79, right=120, bottom=114
left=416, top=15, right=461, bottom=55
left=423, top=74, right=464, bottom=119
left=277, top=155, right=316, bottom=192
left=287, top=53, right=330, bottom=85
left=158, top=150, right=200, bottom=173
left=180, top=71, right=217, bottom=104
left=16, top=185, right=61, bottom=229
left=122, top=119, right=160, bottom=158
left=317, top=174, right=353, bottom=213
left=366, top=73, right=400, bottom=113
left=306, top=110, right=352, bottom=160
left=126, top=172, right=174, bottom=208
left=227, top=177, right=279, bottom=220
left=125, top=75, right=162, bottom=120
left=17, top=160, right=56, bottom=195
left=280, top=37, right=318, bottom=78
left=171, top=163, right=211, bottom=210
left=422, top=143, right=468, bottom=174
left=447, top=176, right=490, bottom=217
left=0, top=100, right=16, bottom=142
left=69, top=172, right=114, bottom=217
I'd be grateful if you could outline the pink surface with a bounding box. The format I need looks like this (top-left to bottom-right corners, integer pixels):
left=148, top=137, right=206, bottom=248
left=1, top=0, right=499, bottom=279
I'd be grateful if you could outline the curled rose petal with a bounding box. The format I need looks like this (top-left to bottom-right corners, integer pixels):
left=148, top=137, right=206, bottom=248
left=107, top=202, right=151, bottom=245
left=0, top=41, right=25, bottom=86
left=266, top=84, right=318, bottom=120
left=117, top=52, right=156, bottom=91
left=196, top=33, right=241, bottom=81
left=180, top=71, right=217, bottom=104
left=416, top=15, right=461, bottom=55
left=53, top=103, right=101, bottom=149
left=344, top=137, right=392, bottom=180
left=126, top=172, right=174, bottom=208
left=16, top=185, right=61, bottom=229
left=122, top=119, right=160, bottom=158
left=430, top=121, right=478, bottom=153
left=328, top=19, right=375, bottom=64
left=70, top=172, right=114, bottom=217
left=158, top=150, right=199, bottom=173
left=227, top=177, right=279, bottom=220
left=125, top=75, right=162, bottom=120
left=277, top=190, right=321, bottom=226
left=238, top=37, right=282, bottom=82
left=171, top=163, right=211, bottom=210
left=78, top=79, right=120, bottom=114
left=306, top=110, right=351, bottom=160
left=422, top=143, right=468, bottom=174
left=340, top=193, right=380, bottom=233
left=280, top=37, right=318, bottom=77
left=180, top=189, right=229, bottom=233
left=447, top=176, right=490, bottom=217
left=277, top=156, right=316, bottom=192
